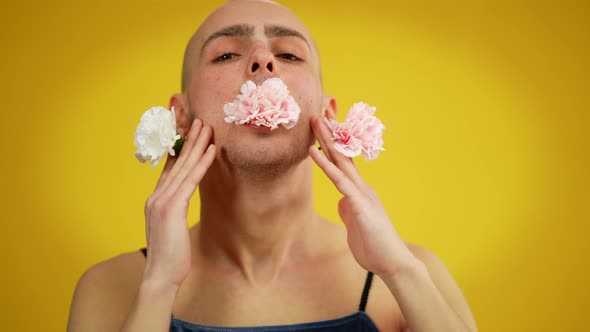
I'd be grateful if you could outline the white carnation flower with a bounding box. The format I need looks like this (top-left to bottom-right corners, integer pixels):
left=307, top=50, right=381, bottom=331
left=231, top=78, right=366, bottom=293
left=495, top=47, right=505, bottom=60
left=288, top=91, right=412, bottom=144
left=133, top=106, right=183, bottom=168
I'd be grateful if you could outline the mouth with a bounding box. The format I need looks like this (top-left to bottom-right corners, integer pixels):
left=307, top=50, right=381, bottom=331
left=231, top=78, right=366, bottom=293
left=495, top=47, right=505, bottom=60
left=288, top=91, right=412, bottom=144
left=246, top=123, right=273, bottom=132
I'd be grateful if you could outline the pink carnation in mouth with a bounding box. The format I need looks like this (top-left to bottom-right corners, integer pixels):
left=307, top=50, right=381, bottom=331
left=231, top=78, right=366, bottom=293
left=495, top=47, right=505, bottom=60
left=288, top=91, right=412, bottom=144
left=327, top=102, right=385, bottom=161
left=224, top=78, right=301, bottom=131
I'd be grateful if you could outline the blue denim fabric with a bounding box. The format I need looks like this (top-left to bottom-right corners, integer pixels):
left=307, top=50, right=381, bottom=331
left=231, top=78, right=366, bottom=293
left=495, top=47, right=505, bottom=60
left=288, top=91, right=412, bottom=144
left=169, top=311, right=379, bottom=332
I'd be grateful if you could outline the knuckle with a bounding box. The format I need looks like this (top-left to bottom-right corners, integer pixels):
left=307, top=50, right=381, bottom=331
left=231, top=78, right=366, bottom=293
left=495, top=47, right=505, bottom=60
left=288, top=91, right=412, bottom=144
left=151, top=198, right=168, bottom=213
left=144, top=195, right=155, bottom=213
left=146, top=195, right=155, bottom=206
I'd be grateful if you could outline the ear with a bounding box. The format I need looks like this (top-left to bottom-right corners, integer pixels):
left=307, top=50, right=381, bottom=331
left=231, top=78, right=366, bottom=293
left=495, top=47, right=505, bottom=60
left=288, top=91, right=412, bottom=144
left=322, top=95, right=338, bottom=120
left=169, top=93, right=193, bottom=137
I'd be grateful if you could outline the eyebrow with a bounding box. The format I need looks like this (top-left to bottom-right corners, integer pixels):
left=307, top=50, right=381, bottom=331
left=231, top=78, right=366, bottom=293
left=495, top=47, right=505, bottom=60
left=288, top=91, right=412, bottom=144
left=264, top=24, right=309, bottom=49
left=200, top=23, right=311, bottom=54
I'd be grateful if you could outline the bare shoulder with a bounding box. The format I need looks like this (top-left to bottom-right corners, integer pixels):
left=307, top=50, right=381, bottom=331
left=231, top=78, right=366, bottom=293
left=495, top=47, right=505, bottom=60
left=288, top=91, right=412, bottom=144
left=317, top=220, right=406, bottom=332
left=404, top=241, right=459, bottom=281
left=404, top=241, right=442, bottom=264
left=67, top=249, right=146, bottom=332
left=404, top=241, right=478, bottom=332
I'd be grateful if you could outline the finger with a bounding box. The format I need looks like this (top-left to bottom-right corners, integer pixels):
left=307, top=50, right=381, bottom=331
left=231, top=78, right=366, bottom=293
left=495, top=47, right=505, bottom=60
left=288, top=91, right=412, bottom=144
left=314, top=117, right=368, bottom=191
left=166, top=125, right=213, bottom=194
left=310, top=116, right=334, bottom=162
left=154, top=153, right=178, bottom=191
left=158, top=119, right=203, bottom=192
left=309, top=145, right=359, bottom=198
left=165, top=118, right=203, bottom=183
left=185, top=125, right=213, bottom=167
left=316, top=116, right=354, bottom=168
left=176, top=144, right=216, bottom=200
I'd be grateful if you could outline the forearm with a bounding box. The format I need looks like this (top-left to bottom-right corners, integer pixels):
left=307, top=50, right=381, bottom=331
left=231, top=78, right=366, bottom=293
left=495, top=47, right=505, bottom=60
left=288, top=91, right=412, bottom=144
left=381, top=259, right=473, bottom=332
left=120, top=280, right=178, bottom=332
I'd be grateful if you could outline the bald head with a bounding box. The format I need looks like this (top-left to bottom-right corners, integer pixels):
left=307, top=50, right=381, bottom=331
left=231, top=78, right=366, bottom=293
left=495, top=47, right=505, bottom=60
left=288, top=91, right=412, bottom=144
left=180, top=0, right=321, bottom=92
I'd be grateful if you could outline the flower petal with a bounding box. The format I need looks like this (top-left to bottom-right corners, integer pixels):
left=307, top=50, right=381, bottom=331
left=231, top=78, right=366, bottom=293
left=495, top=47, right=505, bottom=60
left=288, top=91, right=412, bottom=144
left=224, top=78, right=301, bottom=130
left=133, top=106, right=183, bottom=168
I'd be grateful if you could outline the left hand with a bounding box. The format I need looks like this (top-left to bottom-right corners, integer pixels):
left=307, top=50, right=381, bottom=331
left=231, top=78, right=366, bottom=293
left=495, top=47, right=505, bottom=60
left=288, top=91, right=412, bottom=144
left=309, top=116, right=418, bottom=278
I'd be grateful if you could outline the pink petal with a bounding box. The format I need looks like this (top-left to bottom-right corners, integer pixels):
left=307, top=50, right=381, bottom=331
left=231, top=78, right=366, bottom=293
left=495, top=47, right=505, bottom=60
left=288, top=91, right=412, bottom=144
left=328, top=102, right=385, bottom=161
left=224, top=78, right=301, bottom=130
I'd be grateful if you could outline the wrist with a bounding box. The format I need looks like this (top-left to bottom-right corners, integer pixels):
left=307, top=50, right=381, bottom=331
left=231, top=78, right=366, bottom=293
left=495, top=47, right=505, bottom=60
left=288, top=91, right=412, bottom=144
left=139, top=279, right=181, bottom=300
left=377, top=256, right=427, bottom=288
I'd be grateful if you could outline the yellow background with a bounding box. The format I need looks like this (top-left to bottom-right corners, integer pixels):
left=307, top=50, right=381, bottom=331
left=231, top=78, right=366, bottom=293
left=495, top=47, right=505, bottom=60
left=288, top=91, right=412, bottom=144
left=1, top=0, right=588, bottom=331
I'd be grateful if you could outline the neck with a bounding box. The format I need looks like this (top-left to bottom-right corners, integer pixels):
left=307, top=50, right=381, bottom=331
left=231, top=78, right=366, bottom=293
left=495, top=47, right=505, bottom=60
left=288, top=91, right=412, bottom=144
left=195, top=157, right=318, bottom=285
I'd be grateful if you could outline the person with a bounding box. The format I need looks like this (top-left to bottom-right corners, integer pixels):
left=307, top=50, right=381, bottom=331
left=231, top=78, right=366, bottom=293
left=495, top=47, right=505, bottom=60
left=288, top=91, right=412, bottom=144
left=67, top=1, right=478, bottom=331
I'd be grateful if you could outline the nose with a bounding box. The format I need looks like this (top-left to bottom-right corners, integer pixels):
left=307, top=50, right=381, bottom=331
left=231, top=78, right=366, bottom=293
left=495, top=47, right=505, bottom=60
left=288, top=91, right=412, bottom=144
left=248, top=46, right=277, bottom=77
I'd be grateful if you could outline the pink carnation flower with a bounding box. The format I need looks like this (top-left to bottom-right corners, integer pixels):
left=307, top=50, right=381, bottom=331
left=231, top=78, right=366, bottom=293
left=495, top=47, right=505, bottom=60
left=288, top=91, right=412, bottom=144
left=327, top=102, right=385, bottom=161
left=224, top=78, right=301, bottom=130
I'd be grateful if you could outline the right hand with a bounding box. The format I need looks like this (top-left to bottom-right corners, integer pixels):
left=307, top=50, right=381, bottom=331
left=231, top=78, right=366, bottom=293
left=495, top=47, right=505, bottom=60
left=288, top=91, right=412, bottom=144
left=142, top=118, right=216, bottom=289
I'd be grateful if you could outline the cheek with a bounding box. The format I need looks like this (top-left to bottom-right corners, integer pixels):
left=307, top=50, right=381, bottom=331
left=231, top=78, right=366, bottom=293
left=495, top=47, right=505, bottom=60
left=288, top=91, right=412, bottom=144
left=289, top=74, right=322, bottom=116
left=190, top=69, right=242, bottom=124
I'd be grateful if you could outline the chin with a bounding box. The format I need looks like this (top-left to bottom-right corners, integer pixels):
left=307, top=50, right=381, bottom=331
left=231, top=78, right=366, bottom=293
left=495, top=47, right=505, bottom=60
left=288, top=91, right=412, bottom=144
left=221, top=128, right=314, bottom=176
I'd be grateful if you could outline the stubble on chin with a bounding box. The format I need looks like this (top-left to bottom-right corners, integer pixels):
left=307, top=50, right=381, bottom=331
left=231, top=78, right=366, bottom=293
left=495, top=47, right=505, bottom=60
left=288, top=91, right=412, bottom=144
left=221, top=127, right=315, bottom=179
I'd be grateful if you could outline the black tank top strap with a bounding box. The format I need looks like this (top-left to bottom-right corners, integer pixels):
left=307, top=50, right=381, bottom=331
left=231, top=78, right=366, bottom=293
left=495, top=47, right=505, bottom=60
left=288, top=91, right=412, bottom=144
left=358, top=271, right=374, bottom=312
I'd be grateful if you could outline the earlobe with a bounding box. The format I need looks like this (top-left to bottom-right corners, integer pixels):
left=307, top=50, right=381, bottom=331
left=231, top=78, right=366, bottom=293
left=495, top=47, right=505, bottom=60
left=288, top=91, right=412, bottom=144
left=169, top=93, right=193, bottom=137
left=322, top=95, right=338, bottom=120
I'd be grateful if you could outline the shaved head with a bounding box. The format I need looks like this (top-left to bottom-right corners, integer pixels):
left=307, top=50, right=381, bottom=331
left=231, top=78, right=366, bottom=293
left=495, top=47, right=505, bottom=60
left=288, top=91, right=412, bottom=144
left=180, top=0, right=321, bottom=92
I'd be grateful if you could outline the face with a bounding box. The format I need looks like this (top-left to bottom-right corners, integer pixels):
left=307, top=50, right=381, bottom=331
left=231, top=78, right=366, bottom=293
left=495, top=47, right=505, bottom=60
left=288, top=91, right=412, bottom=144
left=176, top=0, right=328, bottom=173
